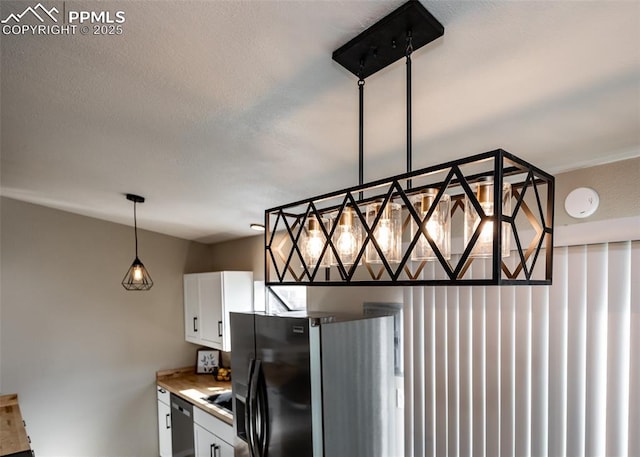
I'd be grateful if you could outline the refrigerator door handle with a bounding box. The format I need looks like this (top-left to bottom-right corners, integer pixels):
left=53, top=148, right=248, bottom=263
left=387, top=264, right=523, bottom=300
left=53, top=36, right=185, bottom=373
left=245, top=394, right=255, bottom=457
left=257, top=367, right=269, bottom=456
left=250, top=359, right=263, bottom=457
left=246, top=358, right=257, bottom=457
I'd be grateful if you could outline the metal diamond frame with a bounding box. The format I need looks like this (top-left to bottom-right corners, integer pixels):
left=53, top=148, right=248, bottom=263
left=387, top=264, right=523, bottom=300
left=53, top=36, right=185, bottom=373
left=122, top=256, right=154, bottom=291
left=265, top=149, right=554, bottom=286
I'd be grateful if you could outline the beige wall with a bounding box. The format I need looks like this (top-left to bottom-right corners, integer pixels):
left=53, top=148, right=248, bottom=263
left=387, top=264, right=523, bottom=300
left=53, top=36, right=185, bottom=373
left=555, top=156, right=640, bottom=225
left=306, top=286, right=402, bottom=313
left=209, top=235, right=264, bottom=280
left=0, top=197, right=212, bottom=456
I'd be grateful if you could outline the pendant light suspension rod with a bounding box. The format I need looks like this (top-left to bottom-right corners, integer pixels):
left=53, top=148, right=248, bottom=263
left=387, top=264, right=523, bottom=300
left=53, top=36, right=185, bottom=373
left=358, top=79, right=365, bottom=201
left=406, top=31, right=413, bottom=190
left=358, top=59, right=365, bottom=201
left=359, top=79, right=364, bottom=188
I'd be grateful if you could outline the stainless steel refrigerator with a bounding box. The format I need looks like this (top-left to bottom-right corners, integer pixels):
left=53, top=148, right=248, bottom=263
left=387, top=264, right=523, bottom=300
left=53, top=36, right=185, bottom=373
left=230, top=311, right=396, bottom=457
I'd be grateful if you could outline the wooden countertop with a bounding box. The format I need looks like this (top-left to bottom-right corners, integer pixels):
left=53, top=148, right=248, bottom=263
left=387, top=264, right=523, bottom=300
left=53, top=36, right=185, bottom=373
left=156, top=367, right=233, bottom=426
left=0, top=394, right=30, bottom=456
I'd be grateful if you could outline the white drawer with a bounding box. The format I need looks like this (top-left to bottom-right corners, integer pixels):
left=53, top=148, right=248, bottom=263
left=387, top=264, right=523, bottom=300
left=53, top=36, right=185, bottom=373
left=193, top=407, right=233, bottom=445
left=156, top=385, right=170, bottom=405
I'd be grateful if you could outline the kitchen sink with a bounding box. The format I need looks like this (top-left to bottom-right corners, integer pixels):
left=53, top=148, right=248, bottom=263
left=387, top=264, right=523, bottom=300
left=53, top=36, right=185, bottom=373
left=202, top=391, right=233, bottom=413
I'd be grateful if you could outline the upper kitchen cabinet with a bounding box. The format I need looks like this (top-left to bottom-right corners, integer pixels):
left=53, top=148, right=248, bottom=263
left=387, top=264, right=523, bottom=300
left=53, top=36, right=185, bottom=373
left=184, top=272, right=253, bottom=351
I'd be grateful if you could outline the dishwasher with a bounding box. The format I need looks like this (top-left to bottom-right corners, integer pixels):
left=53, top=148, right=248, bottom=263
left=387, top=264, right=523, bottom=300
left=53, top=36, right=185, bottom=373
left=170, top=393, right=195, bottom=457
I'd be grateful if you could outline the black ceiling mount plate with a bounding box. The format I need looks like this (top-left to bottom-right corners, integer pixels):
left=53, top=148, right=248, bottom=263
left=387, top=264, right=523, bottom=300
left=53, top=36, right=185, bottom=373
left=126, top=193, right=145, bottom=203
left=332, top=0, right=444, bottom=79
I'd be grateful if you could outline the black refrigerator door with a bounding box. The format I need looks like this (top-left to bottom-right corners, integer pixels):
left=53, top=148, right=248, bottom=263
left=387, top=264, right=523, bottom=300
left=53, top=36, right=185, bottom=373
left=255, top=314, right=312, bottom=457
left=230, top=312, right=256, bottom=457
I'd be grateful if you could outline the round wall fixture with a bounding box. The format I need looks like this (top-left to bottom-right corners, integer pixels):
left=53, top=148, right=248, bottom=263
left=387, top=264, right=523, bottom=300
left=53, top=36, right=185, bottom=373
left=564, top=187, right=599, bottom=219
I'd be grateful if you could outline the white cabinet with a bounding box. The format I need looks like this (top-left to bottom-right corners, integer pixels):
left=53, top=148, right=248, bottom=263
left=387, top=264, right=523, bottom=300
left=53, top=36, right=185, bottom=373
left=184, top=274, right=223, bottom=347
left=195, top=423, right=233, bottom=457
left=194, top=408, right=234, bottom=457
left=184, top=271, right=253, bottom=351
left=184, top=275, right=201, bottom=342
left=217, top=439, right=234, bottom=457
left=156, top=386, right=172, bottom=457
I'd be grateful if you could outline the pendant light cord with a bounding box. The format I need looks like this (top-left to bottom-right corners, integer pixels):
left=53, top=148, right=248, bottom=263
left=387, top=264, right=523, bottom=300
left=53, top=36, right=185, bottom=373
left=133, top=201, right=139, bottom=258
left=406, top=31, right=413, bottom=189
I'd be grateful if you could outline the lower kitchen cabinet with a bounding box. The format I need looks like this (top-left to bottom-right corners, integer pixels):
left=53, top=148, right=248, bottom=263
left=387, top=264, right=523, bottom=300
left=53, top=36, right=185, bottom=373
left=156, top=386, right=172, bottom=457
left=194, top=423, right=233, bottom=457
left=193, top=408, right=233, bottom=457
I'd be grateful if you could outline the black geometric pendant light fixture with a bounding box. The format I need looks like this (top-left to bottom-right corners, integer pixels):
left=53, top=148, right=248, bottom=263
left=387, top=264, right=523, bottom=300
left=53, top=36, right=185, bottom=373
left=122, top=193, right=153, bottom=291
left=265, top=1, right=554, bottom=286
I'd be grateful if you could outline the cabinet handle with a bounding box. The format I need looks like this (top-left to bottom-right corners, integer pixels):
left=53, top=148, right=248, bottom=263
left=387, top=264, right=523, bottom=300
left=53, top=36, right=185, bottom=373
left=194, top=317, right=198, bottom=332
left=158, top=387, right=166, bottom=394
left=165, top=413, right=170, bottom=429
left=23, top=419, right=26, bottom=427
left=28, top=435, right=31, bottom=444
left=218, top=320, right=223, bottom=337
left=210, top=443, right=215, bottom=457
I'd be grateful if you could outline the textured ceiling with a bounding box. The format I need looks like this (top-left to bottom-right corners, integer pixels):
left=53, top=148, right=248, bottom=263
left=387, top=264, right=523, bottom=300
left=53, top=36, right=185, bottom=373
left=1, top=0, right=639, bottom=243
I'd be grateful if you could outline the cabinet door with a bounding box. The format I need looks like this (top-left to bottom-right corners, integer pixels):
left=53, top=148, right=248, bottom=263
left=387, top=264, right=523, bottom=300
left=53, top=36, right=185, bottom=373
left=157, top=400, right=172, bottom=457
left=220, top=272, right=253, bottom=351
left=194, top=423, right=233, bottom=457
left=184, top=275, right=200, bottom=344
left=199, top=273, right=223, bottom=348
left=194, top=423, right=216, bottom=457
left=217, top=439, right=234, bottom=457
left=185, top=271, right=253, bottom=350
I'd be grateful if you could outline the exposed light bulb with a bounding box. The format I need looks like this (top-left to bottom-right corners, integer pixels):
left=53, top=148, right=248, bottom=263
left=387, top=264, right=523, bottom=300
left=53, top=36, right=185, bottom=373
left=376, top=219, right=392, bottom=253
left=337, top=226, right=357, bottom=256
left=479, top=202, right=494, bottom=244
left=331, top=209, right=361, bottom=266
left=365, top=202, right=401, bottom=264
left=411, top=190, right=451, bottom=261
left=464, top=179, right=511, bottom=258
left=425, top=219, right=443, bottom=244
left=306, top=232, right=324, bottom=260
left=133, top=265, right=144, bottom=281
left=302, top=217, right=326, bottom=267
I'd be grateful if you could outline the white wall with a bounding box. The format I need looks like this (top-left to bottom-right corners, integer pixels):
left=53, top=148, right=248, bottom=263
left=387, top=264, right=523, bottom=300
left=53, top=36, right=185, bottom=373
left=0, top=197, right=212, bottom=456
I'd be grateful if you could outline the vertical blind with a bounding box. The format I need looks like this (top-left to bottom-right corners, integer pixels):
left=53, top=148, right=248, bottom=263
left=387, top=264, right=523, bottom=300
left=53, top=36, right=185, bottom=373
left=403, top=240, right=638, bottom=457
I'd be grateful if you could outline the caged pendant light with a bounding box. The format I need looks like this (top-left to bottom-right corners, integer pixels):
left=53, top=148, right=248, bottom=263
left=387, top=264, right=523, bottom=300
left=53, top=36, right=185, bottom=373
left=122, top=193, right=153, bottom=291
left=264, top=0, right=554, bottom=287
